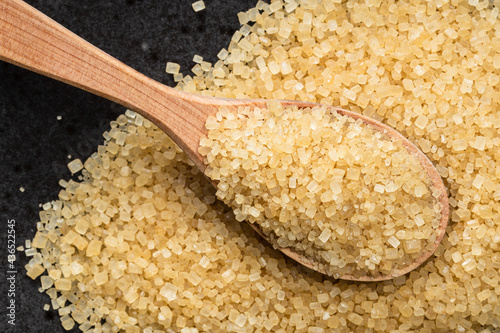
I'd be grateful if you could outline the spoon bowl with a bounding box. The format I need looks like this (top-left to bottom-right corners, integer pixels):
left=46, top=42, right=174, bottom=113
left=0, top=0, right=449, bottom=281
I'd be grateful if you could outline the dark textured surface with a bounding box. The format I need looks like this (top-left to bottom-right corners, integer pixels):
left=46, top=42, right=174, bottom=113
left=0, top=1, right=257, bottom=332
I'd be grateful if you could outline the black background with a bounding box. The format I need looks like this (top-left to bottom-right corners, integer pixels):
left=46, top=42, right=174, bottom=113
left=0, top=1, right=257, bottom=332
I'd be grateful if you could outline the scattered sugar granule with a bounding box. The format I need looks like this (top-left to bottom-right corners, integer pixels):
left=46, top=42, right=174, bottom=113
left=192, top=1, right=205, bottom=12
left=66, top=159, right=83, bottom=174
left=165, top=62, right=181, bottom=74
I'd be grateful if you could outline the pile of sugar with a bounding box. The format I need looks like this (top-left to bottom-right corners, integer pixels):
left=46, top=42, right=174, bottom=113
left=199, top=103, right=442, bottom=279
left=26, top=0, right=500, bottom=332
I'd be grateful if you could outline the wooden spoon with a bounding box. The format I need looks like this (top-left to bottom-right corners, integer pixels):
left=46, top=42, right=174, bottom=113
left=0, top=0, right=449, bottom=282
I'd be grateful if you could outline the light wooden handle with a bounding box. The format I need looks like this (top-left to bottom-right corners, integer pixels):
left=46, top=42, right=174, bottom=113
left=0, top=0, right=218, bottom=170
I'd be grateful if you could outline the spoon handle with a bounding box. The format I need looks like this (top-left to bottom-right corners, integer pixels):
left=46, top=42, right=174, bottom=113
left=0, top=0, right=215, bottom=168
